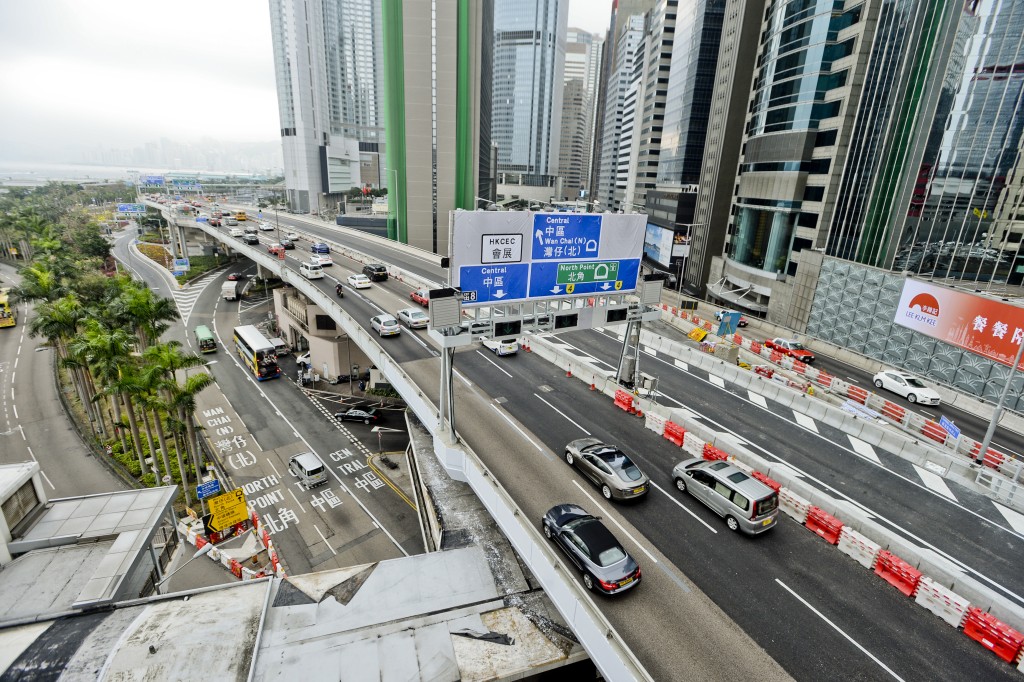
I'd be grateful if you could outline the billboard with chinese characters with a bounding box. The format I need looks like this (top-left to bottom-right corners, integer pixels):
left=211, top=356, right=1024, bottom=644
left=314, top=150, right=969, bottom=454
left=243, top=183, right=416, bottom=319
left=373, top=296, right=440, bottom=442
left=894, top=278, right=1024, bottom=368
left=451, top=211, right=645, bottom=306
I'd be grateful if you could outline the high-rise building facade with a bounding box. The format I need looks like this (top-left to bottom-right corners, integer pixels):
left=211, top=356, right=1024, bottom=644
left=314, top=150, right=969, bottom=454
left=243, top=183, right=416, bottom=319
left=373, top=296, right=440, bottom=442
left=557, top=29, right=603, bottom=200
left=269, top=0, right=386, bottom=215
left=492, top=0, right=568, bottom=199
left=709, top=1, right=1024, bottom=327
left=381, top=0, right=494, bottom=254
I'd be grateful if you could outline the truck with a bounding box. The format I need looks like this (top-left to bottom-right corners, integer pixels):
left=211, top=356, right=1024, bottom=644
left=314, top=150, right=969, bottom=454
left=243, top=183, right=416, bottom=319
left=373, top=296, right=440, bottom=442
left=221, top=280, right=240, bottom=301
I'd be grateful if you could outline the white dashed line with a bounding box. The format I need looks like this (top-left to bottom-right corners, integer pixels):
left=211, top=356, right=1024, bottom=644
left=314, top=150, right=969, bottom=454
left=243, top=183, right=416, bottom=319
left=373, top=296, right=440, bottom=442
left=534, top=393, right=590, bottom=435
left=911, top=464, right=957, bottom=501
left=793, top=412, right=819, bottom=433
left=673, top=358, right=688, bottom=371
left=747, top=392, right=768, bottom=408
left=847, top=436, right=880, bottom=464
left=708, top=375, right=725, bottom=388
left=489, top=403, right=544, bottom=452
left=314, top=524, right=338, bottom=555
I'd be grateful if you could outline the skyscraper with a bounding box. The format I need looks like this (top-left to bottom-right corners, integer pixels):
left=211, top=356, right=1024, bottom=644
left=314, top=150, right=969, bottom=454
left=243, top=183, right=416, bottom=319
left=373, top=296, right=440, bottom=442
left=492, top=0, right=568, bottom=201
left=557, top=29, right=603, bottom=200
left=269, top=0, right=386, bottom=215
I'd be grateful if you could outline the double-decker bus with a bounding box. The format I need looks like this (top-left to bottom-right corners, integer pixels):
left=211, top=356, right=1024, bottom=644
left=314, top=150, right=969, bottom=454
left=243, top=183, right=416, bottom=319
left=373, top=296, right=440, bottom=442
left=194, top=325, right=217, bottom=353
left=0, top=289, right=16, bottom=328
left=232, top=325, right=280, bottom=380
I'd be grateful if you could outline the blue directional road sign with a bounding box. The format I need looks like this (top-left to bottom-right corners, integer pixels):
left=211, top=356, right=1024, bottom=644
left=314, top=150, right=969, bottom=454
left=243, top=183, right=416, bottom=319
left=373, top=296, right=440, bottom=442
left=117, top=203, right=147, bottom=214
left=532, top=214, right=602, bottom=260
left=458, top=263, right=529, bottom=305
left=939, top=416, right=960, bottom=440
left=716, top=311, right=743, bottom=336
left=528, top=258, right=640, bottom=299
left=197, top=479, right=222, bottom=500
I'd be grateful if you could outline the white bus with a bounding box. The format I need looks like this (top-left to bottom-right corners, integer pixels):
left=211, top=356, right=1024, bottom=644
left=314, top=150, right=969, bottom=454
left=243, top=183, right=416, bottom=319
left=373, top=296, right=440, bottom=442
left=232, top=325, right=280, bottom=381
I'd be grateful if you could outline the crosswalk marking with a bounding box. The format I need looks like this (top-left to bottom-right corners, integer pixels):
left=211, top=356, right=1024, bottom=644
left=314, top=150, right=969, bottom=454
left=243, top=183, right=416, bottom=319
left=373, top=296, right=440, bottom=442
left=793, top=412, right=818, bottom=433
left=846, top=436, right=881, bottom=464
left=171, top=271, right=222, bottom=326
left=912, top=464, right=957, bottom=501
left=747, top=391, right=768, bottom=408
left=673, top=358, right=688, bottom=371
left=992, top=501, right=1024, bottom=534
left=708, top=375, right=725, bottom=388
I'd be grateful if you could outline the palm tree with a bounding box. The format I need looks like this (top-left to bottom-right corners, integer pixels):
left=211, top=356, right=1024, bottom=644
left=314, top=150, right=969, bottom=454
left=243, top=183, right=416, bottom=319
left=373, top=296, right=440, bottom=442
left=12, top=263, right=61, bottom=304
left=138, top=363, right=177, bottom=494
left=112, top=284, right=179, bottom=349
left=28, top=295, right=100, bottom=424
left=172, top=372, right=216, bottom=489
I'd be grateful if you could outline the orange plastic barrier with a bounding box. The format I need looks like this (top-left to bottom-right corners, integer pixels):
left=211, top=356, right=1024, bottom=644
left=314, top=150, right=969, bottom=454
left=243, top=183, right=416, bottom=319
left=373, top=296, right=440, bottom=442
left=793, top=362, right=806, bottom=374
left=921, top=420, right=948, bottom=444
left=703, top=321, right=712, bottom=331
left=805, top=506, right=843, bottom=545
left=230, top=558, right=243, bottom=579
left=969, top=443, right=1007, bottom=471
left=750, top=341, right=762, bottom=354
left=613, top=389, right=634, bottom=413
left=751, top=471, right=781, bottom=493
left=848, top=385, right=869, bottom=404
left=664, top=421, right=685, bottom=447
left=963, top=607, right=1024, bottom=663
left=733, top=333, right=743, bottom=344
left=816, top=373, right=833, bottom=388
left=881, top=401, right=906, bottom=422
left=702, top=443, right=728, bottom=461
left=769, top=351, right=783, bottom=363
left=754, top=365, right=774, bottom=379
left=873, top=550, right=922, bottom=597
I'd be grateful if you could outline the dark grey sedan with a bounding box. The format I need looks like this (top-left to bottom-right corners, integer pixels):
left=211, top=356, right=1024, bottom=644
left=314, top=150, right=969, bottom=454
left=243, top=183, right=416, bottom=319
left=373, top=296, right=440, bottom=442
left=564, top=438, right=649, bottom=501
left=542, top=504, right=641, bottom=594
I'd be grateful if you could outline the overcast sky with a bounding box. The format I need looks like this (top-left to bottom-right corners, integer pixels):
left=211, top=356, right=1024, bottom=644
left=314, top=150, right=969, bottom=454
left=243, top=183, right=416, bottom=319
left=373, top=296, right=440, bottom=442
left=0, top=0, right=613, bottom=166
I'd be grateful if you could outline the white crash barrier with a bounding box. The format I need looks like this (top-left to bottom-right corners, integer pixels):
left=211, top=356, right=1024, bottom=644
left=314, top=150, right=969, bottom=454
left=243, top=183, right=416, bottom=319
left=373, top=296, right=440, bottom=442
left=682, top=431, right=705, bottom=459
left=645, top=412, right=667, bottom=435
left=837, top=526, right=881, bottom=570
left=914, top=576, right=970, bottom=628
left=779, top=487, right=811, bottom=524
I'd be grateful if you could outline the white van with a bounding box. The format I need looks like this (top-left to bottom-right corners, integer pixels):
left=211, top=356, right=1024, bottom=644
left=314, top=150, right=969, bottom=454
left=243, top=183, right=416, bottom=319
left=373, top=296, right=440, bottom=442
left=288, top=452, right=327, bottom=489
left=300, top=262, right=324, bottom=279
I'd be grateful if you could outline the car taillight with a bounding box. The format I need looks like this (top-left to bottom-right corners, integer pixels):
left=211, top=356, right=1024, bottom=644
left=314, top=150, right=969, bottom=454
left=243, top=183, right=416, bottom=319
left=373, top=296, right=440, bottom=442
left=598, top=578, right=619, bottom=591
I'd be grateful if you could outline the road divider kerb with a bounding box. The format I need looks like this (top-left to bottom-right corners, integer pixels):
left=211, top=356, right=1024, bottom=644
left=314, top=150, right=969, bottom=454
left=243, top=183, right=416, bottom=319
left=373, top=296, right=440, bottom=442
left=530, top=331, right=1024, bottom=666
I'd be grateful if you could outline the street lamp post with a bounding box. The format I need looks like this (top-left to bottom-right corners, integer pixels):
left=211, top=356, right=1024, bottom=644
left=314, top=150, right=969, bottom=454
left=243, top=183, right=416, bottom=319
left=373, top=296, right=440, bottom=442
left=975, top=339, right=1024, bottom=465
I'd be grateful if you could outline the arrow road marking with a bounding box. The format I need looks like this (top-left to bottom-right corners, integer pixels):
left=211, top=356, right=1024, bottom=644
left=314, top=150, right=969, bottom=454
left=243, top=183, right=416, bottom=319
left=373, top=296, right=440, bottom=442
left=535, top=229, right=544, bottom=245
left=793, top=412, right=818, bottom=433
left=747, top=391, right=768, bottom=408
left=992, top=501, right=1024, bottom=534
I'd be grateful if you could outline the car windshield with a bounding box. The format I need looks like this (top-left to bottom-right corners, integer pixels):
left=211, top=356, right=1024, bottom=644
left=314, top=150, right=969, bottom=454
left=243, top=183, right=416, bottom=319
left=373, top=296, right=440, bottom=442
left=789, top=341, right=804, bottom=350
left=906, top=377, right=927, bottom=388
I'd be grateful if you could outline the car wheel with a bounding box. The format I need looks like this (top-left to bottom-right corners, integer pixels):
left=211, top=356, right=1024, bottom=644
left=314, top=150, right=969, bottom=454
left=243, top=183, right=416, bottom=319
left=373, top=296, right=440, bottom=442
left=874, top=379, right=883, bottom=388
left=565, top=451, right=574, bottom=466
left=542, top=522, right=552, bottom=540
left=674, top=477, right=687, bottom=493
left=363, top=418, right=370, bottom=424
left=582, top=573, right=595, bottom=592
left=601, top=485, right=613, bottom=500
left=907, top=393, right=917, bottom=404
left=726, top=516, right=740, bottom=532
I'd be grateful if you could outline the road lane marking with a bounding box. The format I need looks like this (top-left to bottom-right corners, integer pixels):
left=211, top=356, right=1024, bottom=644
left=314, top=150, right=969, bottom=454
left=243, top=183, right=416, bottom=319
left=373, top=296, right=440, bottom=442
left=847, top=436, right=880, bottom=464
left=534, top=393, right=590, bottom=435
left=651, top=481, right=718, bottom=533
left=747, top=391, right=768, bottom=408
left=12, top=404, right=16, bottom=419
left=489, top=403, right=545, bottom=453
left=793, top=412, right=819, bottom=433
left=476, top=350, right=513, bottom=378
left=454, top=369, right=473, bottom=387
left=673, top=358, right=688, bottom=371
left=708, top=375, right=725, bottom=388
left=993, top=502, right=1024, bottom=534
left=644, top=347, right=658, bottom=357
left=286, top=487, right=307, bottom=512
left=912, top=464, right=957, bottom=501
left=575, top=481, right=658, bottom=563
left=775, top=579, right=905, bottom=681
left=314, top=524, right=338, bottom=555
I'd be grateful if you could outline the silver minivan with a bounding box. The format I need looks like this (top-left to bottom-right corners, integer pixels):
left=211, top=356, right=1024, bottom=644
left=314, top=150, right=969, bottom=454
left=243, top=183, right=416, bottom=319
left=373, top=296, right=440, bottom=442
left=672, top=458, right=778, bottom=534
left=288, top=452, right=327, bottom=489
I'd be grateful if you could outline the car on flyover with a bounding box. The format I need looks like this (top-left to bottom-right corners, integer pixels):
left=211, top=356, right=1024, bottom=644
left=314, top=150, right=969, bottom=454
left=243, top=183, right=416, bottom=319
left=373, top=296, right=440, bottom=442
left=563, top=438, right=649, bottom=501
left=334, top=407, right=380, bottom=424
left=347, top=274, right=371, bottom=289
left=410, top=288, right=430, bottom=306
left=396, top=308, right=429, bottom=329
left=279, top=237, right=295, bottom=250
left=311, top=242, right=330, bottom=254
left=872, top=370, right=941, bottom=406
left=764, top=337, right=815, bottom=363
left=268, top=244, right=285, bottom=257
left=286, top=231, right=299, bottom=240
left=258, top=222, right=274, bottom=232
left=311, top=253, right=333, bottom=267
left=541, top=504, right=641, bottom=594
left=370, top=314, right=401, bottom=337
left=242, top=234, right=260, bottom=245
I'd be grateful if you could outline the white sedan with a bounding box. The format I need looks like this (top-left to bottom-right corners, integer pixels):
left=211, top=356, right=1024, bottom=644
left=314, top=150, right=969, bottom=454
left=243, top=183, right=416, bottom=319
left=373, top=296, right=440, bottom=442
left=286, top=231, right=299, bottom=240
left=258, top=222, right=275, bottom=231
left=396, top=308, right=429, bottom=329
left=371, top=315, right=402, bottom=337
left=347, top=274, right=371, bottom=289
left=482, top=337, right=519, bottom=356
left=872, top=370, right=941, bottom=406
left=311, top=253, right=333, bottom=267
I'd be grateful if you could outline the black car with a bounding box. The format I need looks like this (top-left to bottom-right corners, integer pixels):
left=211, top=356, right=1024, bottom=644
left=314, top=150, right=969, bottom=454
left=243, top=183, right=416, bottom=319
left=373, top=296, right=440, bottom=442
left=334, top=407, right=380, bottom=424
left=362, top=263, right=389, bottom=281
left=279, top=237, right=295, bottom=249
left=242, top=234, right=259, bottom=245
left=541, top=504, right=641, bottom=594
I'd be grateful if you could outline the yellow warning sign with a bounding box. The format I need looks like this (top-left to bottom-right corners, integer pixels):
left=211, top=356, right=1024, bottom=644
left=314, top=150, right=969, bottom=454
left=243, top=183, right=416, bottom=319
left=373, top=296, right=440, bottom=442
left=207, top=489, right=248, bottom=532
left=688, top=327, right=708, bottom=342
left=566, top=283, right=575, bottom=294
left=615, top=280, right=623, bottom=290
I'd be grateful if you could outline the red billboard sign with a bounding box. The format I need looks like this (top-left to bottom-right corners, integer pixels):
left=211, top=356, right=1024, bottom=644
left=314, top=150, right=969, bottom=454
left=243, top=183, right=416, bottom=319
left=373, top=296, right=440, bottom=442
left=894, top=279, right=1024, bottom=368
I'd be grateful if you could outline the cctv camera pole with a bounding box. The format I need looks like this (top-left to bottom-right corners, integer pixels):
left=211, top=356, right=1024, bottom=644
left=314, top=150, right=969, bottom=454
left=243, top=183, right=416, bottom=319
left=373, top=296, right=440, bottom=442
left=975, top=339, right=1024, bottom=465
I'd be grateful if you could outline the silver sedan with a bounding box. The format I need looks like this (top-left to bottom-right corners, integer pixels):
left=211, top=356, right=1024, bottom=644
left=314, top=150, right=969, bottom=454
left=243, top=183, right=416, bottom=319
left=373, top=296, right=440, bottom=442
left=564, top=438, right=649, bottom=501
